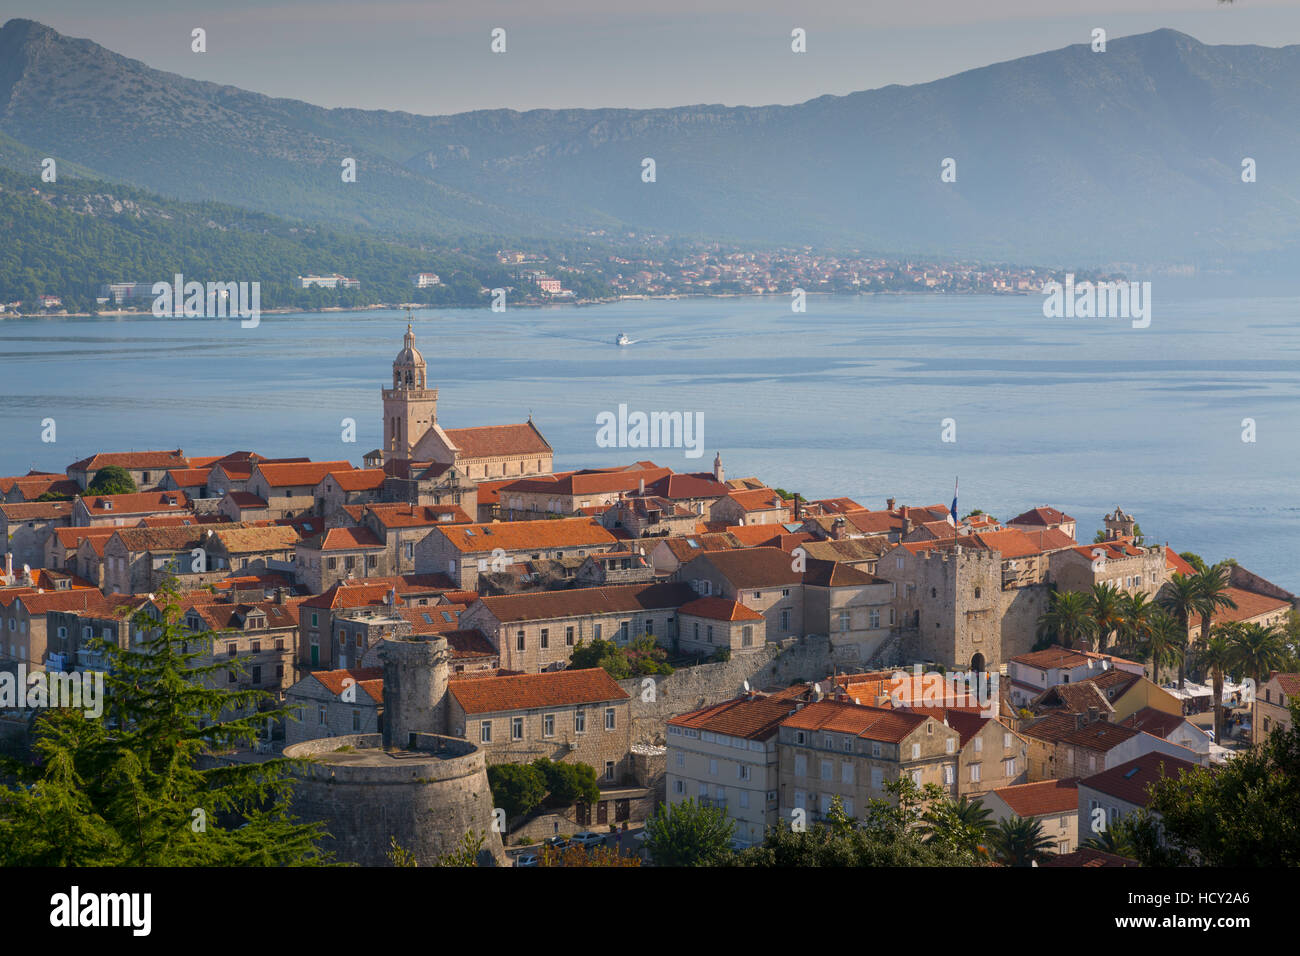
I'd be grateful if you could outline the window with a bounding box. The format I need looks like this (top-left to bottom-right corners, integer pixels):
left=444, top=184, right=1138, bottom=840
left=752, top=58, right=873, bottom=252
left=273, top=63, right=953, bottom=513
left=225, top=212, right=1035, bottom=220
left=318, top=705, right=327, bottom=725
left=870, top=767, right=883, bottom=791
left=575, top=709, right=586, bottom=734
left=869, top=609, right=880, bottom=629
left=841, top=762, right=854, bottom=784
left=1004, top=758, right=1016, bottom=776
left=780, top=609, right=790, bottom=631
left=706, top=625, right=714, bottom=644
left=838, top=611, right=850, bottom=631
left=871, top=741, right=881, bottom=758
left=516, top=630, right=525, bottom=651
left=480, top=721, right=492, bottom=743
left=974, top=736, right=983, bottom=753
left=820, top=759, right=832, bottom=781
left=351, top=709, right=361, bottom=731
left=794, top=754, right=807, bottom=777
left=911, top=743, right=920, bottom=760
left=676, top=752, right=685, bottom=768
left=739, top=790, right=750, bottom=809
left=604, top=707, right=615, bottom=730
left=709, top=758, right=718, bottom=775
left=970, top=764, right=981, bottom=783
left=604, top=761, right=615, bottom=780
left=946, top=738, right=955, bottom=754
left=511, top=717, right=523, bottom=740
left=943, top=764, right=955, bottom=785
left=742, top=626, right=753, bottom=647
left=1003, top=732, right=1012, bottom=749
left=753, top=591, right=761, bottom=600
left=566, top=626, right=575, bottom=646
left=911, top=769, right=923, bottom=787
left=540, top=628, right=549, bottom=649
left=543, top=714, right=555, bottom=737
left=738, top=764, right=751, bottom=781
left=674, top=779, right=685, bottom=795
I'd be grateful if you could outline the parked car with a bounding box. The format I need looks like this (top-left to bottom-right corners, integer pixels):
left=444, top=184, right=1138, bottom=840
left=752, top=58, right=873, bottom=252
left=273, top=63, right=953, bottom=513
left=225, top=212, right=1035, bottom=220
left=543, top=836, right=570, bottom=850
left=570, top=831, right=605, bottom=848
left=514, top=854, right=539, bottom=867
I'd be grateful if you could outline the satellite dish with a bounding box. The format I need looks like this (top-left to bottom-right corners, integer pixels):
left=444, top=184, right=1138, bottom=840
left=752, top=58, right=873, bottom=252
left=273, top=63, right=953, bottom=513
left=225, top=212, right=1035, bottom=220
left=742, top=680, right=751, bottom=692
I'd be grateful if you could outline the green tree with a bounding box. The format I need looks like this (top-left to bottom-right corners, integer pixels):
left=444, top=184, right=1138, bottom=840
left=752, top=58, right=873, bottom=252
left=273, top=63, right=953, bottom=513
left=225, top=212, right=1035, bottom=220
left=1037, top=589, right=1094, bottom=650
left=1135, top=701, right=1300, bottom=866
left=532, top=758, right=599, bottom=809
left=486, top=763, right=547, bottom=820
left=568, top=639, right=631, bottom=679
left=0, top=586, right=328, bottom=865
left=435, top=830, right=488, bottom=867
left=1087, top=583, right=1125, bottom=653
left=1157, top=573, right=1201, bottom=688
left=1179, top=552, right=1209, bottom=575
left=85, top=465, right=137, bottom=497
left=1229, top=621, right=1288, bottom=689
left=920, top=795, right=994, bottom=857
left=1197, top=627, right=1237, bottom=742
left=1193, top=565, right=1237, bottom=654
left=1117, top=591, right=1157, bottom=657
left=1142, top=611, right=1186, bottom=684
left=990, top=815, right=1055, bottom=866
left=643, top=798, right=735, bottom=867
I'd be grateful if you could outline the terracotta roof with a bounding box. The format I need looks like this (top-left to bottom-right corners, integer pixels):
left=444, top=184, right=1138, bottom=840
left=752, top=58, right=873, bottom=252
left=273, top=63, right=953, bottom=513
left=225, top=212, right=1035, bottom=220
left=180, top=595, right=303, bottom=630
left=5, top=477, right=80, bottom=500
left=52, top=526, right=117, bottom=549
left=164, top=468, right=212, bottom=488
left=0, top=501, right=76, bottom=520
left=443, top=423, right=552, bottom=458
left=362, top=503, right=472, bottom=528
left=678, top=596, right=764, bottom=622
left=1022, top=712, right=1092, bottom=745
left=434, top=517, right=618, bottom=554
left=991, top=778, right=1080, bottom=818
left=300, top=575, right=455, bottom=610
left=475, top=582, right=697, bottom=623
left=254, top=460, right=355, bottom=488
left=1030, top=682, right=1114, bottom=715
left=109, top=525, right=214, bottom=553
left=14, top=589, right=114, bottom=616
left=780, top=699, right=930, bottom=743
left=802, top=558, right=884, bottom=588
left=1081, top=752, right=1199, bottom=806
left=1268, top=672, right=1300, bottom=696
left=441, top=629, right=498, bottom=661
left=688, top=547, right=802, bottom=588
left=301, top=527, right=385, bottom=551
left=668, top=695, right=796, bottom=740
left=1120, top=707, right=1192, bottom=740
left=809, top=497, right=864, bottom=514
left=1211, top=587, right=1291, bottom=626
left=1008, top=506, right=1075, bottom=527
left=723, top=488, right=788, bottom=512
left=1166, top=550, right=1197, bottom=576
left=223, top=491, right=269, bottom=509
left=658, top=533, right=745, bottom=563
left=500, top=465, right=669, bottom=497
left=448, top=667, right=628, bottom=714
left=324, top=468, right=386, bottom=492
left=68, top=450, right=186, bottom=472
left=79, top=491, right=191, bottom=516
left=399, top=604, right=467, bottom=634
left=210, top=526, right=302, bottom=553
left=1057, top=720, right=1140, bottom=753
left=642, top=473, right=730, bottom=501
left=310, top=667, right=383, bottom=703
left=1011, top=647, right=1094, bottom=670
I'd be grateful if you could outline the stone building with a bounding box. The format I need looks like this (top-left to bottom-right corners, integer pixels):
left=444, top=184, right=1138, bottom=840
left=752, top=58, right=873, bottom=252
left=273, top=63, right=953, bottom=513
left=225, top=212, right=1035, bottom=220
left=676, top=597, right=766, bottom=656
left=71, top=491, right=192, bottom=527
left=497, top=465, right=669, bottom=519
left=457, top=581, right=698, bottom=672
left=447, top=668, right=633, bottom=784
left=416, top=516, right=619, bottom=590
left=285, top=667, right=384, bottom=746
left=246, top=461, right=355, bottom=519
left=294, top=527, right=390, bottom=593
left=314, top=468, right=387, bottom=516
left=1254, top=673, right=1299, bottom=744
left=983, top=779, right=1080, bottom=855
left=776, top=699, right=960, bottom=824
left=329, top=503, right=472, bottom=576
left=66, top=449, right=188, bottom=491
left=665, top=694, right=795, bottom=847
left=296, top=574, right=455, bottom=671
left=0, top=501, right=75, bottom=570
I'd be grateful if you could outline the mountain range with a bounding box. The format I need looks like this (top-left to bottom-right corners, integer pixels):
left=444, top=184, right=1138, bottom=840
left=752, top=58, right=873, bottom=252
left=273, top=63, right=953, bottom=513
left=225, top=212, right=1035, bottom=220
left=3, top=18, right=1300, bottom=270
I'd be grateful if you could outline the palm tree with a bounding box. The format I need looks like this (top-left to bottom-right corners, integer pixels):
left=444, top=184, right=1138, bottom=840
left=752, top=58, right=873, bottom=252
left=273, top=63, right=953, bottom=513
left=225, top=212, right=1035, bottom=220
left=1117, top=591, right=1157, bottom=656
left=1157, top=573, right=1200, bottom=688
left=1143, top=610, right=1186, bottom=684
left=1037, top=590, right=1095, bottom=650
left=919, top=796, right=993, bottom=855
left=1198, top=627, right=1237, bottom=743
left=1229, top=622, right=1288, bottom=690
left=1083, top=820, right=1136, bottom=858
left=1194, top=564, right=1238, bottom=650
left=1087, top=583, right=1125, bottom=653
left=990, top=815, right=1055, bottom=866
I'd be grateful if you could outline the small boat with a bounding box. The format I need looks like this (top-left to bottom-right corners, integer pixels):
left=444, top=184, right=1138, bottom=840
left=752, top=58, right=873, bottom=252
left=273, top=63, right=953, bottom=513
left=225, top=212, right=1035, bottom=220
left=615, top=332, right=631, bottom=346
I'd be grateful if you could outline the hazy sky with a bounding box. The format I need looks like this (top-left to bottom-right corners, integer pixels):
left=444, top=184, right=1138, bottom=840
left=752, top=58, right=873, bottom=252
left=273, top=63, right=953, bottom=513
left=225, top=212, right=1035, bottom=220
left=3, top=0, right=1299, bottom=114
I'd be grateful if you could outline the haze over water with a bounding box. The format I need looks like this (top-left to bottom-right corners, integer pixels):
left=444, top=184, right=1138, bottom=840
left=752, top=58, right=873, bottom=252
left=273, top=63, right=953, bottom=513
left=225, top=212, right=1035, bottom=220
left=3, top=286, right=1298, bottom=588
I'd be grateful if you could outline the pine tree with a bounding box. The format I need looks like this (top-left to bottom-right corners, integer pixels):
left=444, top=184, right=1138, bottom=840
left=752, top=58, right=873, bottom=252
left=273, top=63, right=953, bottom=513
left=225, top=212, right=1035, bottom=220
left=0, top=585, right=331, bottom=865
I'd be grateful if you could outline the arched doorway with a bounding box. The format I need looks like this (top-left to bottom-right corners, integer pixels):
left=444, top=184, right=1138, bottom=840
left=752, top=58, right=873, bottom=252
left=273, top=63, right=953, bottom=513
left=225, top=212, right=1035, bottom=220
left=969, top=652, right=986, bottom=674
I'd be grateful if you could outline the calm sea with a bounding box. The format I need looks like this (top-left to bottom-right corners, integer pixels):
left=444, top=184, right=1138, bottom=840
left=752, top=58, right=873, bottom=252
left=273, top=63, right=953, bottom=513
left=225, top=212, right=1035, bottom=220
left=2, top=284, right=1298, bottom=588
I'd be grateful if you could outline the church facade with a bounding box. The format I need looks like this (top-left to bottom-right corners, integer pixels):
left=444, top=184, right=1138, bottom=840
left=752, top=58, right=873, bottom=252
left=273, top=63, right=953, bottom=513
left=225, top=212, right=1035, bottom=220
left=368, top=322, right=554, bottom=482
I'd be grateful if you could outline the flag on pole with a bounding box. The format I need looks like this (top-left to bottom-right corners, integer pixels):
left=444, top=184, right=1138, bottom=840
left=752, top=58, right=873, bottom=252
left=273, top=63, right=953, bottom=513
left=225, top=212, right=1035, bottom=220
left=949, top=478, right=959, bottom=525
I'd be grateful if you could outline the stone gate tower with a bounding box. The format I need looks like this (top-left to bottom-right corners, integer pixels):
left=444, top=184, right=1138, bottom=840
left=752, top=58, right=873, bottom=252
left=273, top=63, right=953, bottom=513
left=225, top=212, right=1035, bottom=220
left=382, top=320, right=439, bottom=464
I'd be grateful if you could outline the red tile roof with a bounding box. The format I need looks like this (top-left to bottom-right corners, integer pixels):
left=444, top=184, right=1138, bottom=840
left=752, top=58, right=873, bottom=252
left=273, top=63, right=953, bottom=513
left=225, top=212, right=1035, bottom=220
left=325, top=468, right=386, bottom=492
left=302, top=527, right=385, bottom=551
left=443, top=423, right=552, bottom=458
left=475, top=582, right=697, bottom=623
left=1080, top=752, right=1199, bottom=806
left=678, top=597, right=764, bottom=622
left=991, top=778, right=1080, bottom=817
left=780, top=699, right=930, bottom=743
left=448, top=667, right=628, bottom=714
left=1212, top=587, right=1292, bottom=626
left=687, top=546, right=803, bottom=588
left=668, top=695, right=796, bottom=740
left=362, top=503, right=472, bottom=528
left=79, top=491, right=191, bottom=516
left=311, top=667, right=384, bottom=703
left=1008, top=506, right=1075, bottom=527
left=68, top=450, right=186, bottom=472
left=254, top=460, right=355, bottom=487
left=434, top=517, right=617, bottom=554
left=1011, top=647, right=1094, bottom=670
left=1120, top=707, right=1193, bottom=740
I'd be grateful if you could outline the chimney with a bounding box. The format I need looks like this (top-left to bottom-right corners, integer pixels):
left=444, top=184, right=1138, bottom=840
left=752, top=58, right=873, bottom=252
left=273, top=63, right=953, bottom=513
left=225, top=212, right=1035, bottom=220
left=794, top=495, right=801, bottom=521
left=275, top=587, right=286, bottom=605
left=886, top=498, right=896, bottom=511
left=831, top=516, right=847, bottom=541
left=4, top=552, right=11, bottom=583
left=901, top=514, right=912, bottom=537
left=639, top=478, right=645, bottom=495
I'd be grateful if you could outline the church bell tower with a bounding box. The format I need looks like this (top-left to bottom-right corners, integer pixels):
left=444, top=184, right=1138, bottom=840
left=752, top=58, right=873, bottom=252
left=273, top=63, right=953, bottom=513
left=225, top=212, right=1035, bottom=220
left=382, top=316, right=438, bottom=463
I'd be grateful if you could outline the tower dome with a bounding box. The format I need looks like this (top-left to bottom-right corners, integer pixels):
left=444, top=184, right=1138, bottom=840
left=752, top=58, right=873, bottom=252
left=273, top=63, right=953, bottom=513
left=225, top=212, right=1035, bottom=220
left=393, top=322, right=427, bottom=389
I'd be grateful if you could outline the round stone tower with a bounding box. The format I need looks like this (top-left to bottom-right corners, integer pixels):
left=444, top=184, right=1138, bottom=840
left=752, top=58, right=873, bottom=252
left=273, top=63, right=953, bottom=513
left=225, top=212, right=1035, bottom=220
left=381, top=636, right=450, bottom=748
